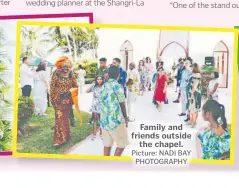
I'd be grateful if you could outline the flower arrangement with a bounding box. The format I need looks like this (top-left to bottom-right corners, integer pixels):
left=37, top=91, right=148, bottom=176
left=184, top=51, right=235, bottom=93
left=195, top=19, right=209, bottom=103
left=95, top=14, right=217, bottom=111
left=172, top=62, right=177, bottom=71
left=167, top=72, right=174, bottom=85
left=18, top=96, right=34, bottom=126
left=0, top=120, right=12, bottom=151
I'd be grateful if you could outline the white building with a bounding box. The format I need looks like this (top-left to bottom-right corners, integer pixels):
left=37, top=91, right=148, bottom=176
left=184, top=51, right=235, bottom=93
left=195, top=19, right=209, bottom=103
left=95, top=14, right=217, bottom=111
left=97, top=28, right=234, bottom=93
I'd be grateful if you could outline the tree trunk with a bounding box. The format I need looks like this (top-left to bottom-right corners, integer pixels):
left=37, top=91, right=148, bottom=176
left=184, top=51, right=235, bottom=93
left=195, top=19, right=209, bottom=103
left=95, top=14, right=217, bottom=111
left=66, top=34, right=72, bottom=59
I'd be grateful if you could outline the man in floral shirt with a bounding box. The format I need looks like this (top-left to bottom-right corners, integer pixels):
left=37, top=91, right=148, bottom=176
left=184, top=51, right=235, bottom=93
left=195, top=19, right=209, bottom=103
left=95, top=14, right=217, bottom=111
left=100, top=65, right=128, bottom=156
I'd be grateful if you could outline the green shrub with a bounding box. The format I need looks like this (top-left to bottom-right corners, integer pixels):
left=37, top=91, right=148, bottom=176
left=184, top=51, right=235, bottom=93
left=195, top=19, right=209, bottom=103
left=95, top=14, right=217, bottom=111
left=201, top=65, right=217, bottom=72
left=0, top=120, right=12, bottom=151
left=18, top=96, right=34, bottom=126
left=75, top=59, right=98, bottom=76
left=85, top=78, right=95, bottom=84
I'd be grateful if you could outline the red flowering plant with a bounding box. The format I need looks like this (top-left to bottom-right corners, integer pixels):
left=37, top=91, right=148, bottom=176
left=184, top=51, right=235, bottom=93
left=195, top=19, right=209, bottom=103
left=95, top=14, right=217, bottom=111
left=18, top=96, right=34, bottom=126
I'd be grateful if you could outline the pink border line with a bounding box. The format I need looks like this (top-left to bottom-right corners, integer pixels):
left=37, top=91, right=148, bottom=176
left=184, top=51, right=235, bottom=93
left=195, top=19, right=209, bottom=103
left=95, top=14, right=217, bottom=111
left=0, top=151, right=12, bottom=156
left=0, top=13, right=94, bottom=23
left=0, top=12, right=93, bottom=156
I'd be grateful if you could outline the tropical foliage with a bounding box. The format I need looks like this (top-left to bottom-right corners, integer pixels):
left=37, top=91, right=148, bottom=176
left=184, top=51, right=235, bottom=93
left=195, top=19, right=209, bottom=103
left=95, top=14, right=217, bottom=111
left=74, top=59, right=98, bottom=84
left=18, top=96, right=35, bottom=126
left=201, top=64, right=217, bottom=72
left=0, top=28, right=11, bottom=119
left=20, top=26, right=98, bottom=63
left=0, top=120, right=12, bottom=151
left=0, top=27, right=12, bottom=151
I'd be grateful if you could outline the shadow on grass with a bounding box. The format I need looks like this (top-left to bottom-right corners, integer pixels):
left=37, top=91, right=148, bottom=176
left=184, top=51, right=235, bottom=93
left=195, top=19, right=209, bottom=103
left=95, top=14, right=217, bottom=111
left=17, top=107, right=93, bottom=154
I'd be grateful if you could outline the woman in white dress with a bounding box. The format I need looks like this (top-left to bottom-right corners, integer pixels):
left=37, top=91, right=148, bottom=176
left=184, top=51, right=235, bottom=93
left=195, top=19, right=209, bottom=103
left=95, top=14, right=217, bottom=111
left=33, top=62, right=49, bottom=116
left=77, top=65, right=86, bottom=95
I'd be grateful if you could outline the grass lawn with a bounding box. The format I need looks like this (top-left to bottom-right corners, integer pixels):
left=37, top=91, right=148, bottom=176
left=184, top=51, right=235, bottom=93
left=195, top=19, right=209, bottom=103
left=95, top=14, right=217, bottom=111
left=17, top=107, right=93, bottom=154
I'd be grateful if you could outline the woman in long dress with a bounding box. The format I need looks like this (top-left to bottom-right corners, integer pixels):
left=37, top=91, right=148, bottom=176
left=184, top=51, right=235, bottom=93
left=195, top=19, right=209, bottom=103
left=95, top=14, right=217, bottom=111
left=50, top=56, right=78, bottom=148
left=138, top=60, right=145, bottom=96
left=144, top=57, right=154, bottom=91
left=77, top=64, right=86, bottom=95
left=33, top=62, right=49, bottom=116
left=86, top=75, right=104, bottom=141
left=154, top=67, right=168, bottom=112
left=187, top=63, right=201, bottom=127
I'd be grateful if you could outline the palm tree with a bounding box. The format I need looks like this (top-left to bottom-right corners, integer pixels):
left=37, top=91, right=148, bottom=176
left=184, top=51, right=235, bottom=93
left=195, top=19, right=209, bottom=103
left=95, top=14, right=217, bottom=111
left=60, top=27, right=72, bottom=59
left=0, top=27, right=11, bottom=119
left=41, top=26, right=99, bottom=62
left=20, top=26, right=46, bottom=59
left=0, top=28, right=11, bottom=64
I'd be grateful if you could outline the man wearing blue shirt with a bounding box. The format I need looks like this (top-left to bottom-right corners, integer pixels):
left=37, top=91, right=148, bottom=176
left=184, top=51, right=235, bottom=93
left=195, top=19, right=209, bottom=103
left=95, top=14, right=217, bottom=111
left=173, top=59, right=184, bottom=103
left=112, top=58, right=127, bottom=97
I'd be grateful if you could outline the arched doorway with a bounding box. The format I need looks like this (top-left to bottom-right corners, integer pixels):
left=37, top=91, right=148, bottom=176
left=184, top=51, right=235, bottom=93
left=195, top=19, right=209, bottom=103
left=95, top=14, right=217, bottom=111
left=159, top=41, right=188, bottom=57
left=120, top=40, right=133, bottom=71
left=213, top=40, right=229, bottom=88
left=158, top=41, right=188, bottom=72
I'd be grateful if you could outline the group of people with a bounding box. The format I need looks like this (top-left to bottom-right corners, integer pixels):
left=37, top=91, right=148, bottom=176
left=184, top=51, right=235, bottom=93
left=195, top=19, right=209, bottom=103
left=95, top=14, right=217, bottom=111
left=20, top=57, right=51, bottom=117
left=171, top=58, right=230, bottom=160
left=172, top=58, right=219, bottom=128
left=19, top=55, right=231, bottom=160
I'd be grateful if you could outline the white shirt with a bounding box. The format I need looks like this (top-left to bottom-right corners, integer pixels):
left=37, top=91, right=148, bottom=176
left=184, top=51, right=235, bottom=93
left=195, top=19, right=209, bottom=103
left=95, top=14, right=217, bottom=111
left=208, top=78, right=219, bottom=98
left=20, top=64, right=35, bottom=88
left=127, top=69, right=140, bottom=93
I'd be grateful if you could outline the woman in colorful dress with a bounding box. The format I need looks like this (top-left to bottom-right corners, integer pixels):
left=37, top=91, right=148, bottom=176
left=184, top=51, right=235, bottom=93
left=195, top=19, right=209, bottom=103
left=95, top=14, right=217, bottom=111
left=207, top=71, right=219, bottom=101
left=138, top=60, right=145, bottom=96
left=196, top=100, right=230, bottom=160
left=86, top=75, right=104, bottom=141
left=77, top=64, right=86, bottom=95
left=186, top=63, right=201, bottom=127
left=154, top=67, right=168, bottom=112
left=50, top=56, right=78, bottom=148
left=144, top=57, right=154, bottom=91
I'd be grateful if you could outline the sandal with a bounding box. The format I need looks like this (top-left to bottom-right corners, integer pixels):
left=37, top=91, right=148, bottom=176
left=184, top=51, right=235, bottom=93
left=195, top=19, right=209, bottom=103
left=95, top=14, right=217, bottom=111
left=100, top=135, right=103, bottom=140
left=91, top=135, right=96, bottom=141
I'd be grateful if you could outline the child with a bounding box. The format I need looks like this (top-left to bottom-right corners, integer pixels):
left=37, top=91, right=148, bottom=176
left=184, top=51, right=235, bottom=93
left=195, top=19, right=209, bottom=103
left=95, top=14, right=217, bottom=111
left=196, top=100, right=230, bottom=160
left=86, top=76, right=104, bottom=141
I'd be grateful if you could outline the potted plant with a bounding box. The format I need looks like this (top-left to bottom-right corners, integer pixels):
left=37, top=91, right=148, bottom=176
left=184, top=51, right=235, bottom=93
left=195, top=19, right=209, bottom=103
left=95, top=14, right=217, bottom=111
left=18, top=96, right=34, bottom=137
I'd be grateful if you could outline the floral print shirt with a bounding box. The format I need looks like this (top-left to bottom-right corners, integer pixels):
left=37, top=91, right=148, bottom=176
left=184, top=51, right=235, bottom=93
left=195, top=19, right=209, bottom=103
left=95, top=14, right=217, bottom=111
left=100, top=79, right=125, bottom=131
left=180, top=69, right=192, bottom=91
left=198, top=129, right=230, bottom=160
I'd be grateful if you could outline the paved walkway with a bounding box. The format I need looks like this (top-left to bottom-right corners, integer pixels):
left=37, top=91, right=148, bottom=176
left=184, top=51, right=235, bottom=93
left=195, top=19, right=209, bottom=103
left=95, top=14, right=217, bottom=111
left=67, top=85, right=232, bottom=157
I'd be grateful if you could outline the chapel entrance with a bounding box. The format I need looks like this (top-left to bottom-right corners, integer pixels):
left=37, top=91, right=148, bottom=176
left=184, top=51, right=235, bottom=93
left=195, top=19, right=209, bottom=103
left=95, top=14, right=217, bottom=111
left=120, top=40, right=133, bottom=71
left=213, top=40, right=229, bottom=88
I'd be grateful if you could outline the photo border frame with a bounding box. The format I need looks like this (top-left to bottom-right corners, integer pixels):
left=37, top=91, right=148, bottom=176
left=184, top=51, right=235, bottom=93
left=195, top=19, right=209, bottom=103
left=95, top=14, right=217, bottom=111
left=12, top=21, right=238, bottom=165
left=0, top=13, right=93, bottom=156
